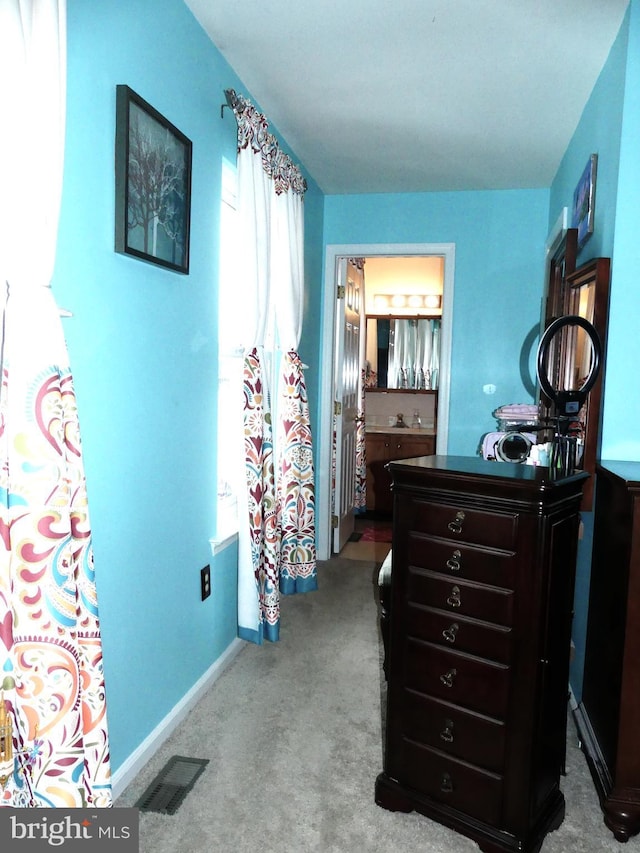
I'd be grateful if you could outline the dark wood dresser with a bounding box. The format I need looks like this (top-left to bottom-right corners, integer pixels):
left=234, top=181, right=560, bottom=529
left=574, top=461, right=640, bottom=841
left=375, top=455, right=588, bottom=853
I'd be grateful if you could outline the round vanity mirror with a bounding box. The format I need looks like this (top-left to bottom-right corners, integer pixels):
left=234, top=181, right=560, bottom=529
left=536, top=315, right=602, bottom=418
left=495, top=432, right=533, bottom=463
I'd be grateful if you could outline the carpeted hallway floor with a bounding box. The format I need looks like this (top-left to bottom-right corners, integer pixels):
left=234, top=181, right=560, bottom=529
left=116, top=555, right=640, bottom=853
left=337, top=516, right=393, bottom=562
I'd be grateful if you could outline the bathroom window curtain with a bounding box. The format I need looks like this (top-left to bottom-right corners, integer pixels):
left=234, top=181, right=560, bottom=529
left=389, top=319, right=440, bottom=390
left=415, top=319, right=433, bottom=390
left=230, top=91, right=317, bottom=643
left=0, top=0, right=111, bottom=807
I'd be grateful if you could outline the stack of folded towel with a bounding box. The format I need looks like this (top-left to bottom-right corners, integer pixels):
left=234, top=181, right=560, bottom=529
left=493, top=403, right=539, bottom=421
left=493, top=403, right=539, bottom=431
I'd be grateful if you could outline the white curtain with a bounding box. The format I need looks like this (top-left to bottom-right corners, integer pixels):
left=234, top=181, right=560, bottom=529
left=272, top=185, right=304, bottom=351
left=273, top=183, right=316, bottom=594
left=235, top=128, right=279, bottom=643
left=0, top=0, right=111, bottom=806
left=430, top=320, right=441, bottom=389
left=389, top=321, right=405, bottom=388
left=229, top=92, right=316, bottom=644
left=389, top=319, right=440, bottom=390
left=415, top=319, right=432, bottom=389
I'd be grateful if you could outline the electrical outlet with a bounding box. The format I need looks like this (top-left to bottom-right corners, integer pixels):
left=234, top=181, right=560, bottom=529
left=200, top=565, right=211, bottom=601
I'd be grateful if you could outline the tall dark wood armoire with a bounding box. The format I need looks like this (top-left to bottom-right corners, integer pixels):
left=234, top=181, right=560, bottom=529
left=376, top=455, right=587, bottom=853
left=574, top=461, right=640, bottom=842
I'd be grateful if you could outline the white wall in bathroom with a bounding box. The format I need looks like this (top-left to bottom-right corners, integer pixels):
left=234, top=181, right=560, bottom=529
left=365, top=391, right=436, bottom=428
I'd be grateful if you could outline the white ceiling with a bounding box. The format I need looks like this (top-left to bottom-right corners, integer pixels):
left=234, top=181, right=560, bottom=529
left=184, top=0, right=629, bottom=194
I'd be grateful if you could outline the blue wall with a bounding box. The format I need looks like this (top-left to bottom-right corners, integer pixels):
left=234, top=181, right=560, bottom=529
left=549, top=16, right=627, bottom=263
left=54, top=0, right=638, bottom=779
left=548, top=3, right=639, bottom=698
left=53, top=0, right=324, bottom=774
left=603, top=0, right=640, bottom=461
left=324, top=189, right=550, bottom=455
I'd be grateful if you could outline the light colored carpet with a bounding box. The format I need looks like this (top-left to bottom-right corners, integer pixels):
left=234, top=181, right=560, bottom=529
left=339, top=540, right=391, bottom=562
left=116, top=557, right=640, bottom=853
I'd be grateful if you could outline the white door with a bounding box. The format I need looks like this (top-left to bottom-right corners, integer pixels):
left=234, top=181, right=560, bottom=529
left=333, top=258, right=364, bottom=553
left=317, top=242, right=455, bottom=562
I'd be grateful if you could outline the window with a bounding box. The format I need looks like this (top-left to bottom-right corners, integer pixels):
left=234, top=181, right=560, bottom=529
left=215, top=158, right=244, bottom=545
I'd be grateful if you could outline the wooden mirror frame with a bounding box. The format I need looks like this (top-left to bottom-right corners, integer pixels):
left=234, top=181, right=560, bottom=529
left=563, top=258, right=610, bottom=510
left=542, top=240, right=610, bottom=511
left=544, top=227, right=578, bottom=327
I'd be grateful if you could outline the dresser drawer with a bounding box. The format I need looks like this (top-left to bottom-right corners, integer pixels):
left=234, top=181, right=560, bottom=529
left=407, top=567, right=514, bottom=627
left=408, top=533, right=517, bottom=588
left=402, top=690, right=506, bottom=772
left=405, top=640, right=510, bottom=718
left=398, top=741, right=503, bottom=825
left=411, top=500, right=518, bottom=550
left=406, top=603, right=513, bottom=664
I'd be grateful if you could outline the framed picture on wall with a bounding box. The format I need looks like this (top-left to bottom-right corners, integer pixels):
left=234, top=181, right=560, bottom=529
left=571, top=154, right=598, bottom=250
left=115, top=85, right=192, bottom=274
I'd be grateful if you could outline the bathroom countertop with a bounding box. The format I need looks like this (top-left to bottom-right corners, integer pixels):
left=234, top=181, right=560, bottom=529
left=365, top=426, right=436, bottom=436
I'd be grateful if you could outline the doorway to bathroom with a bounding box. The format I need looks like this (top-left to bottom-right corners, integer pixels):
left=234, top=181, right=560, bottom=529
left=317, top=242, right=455, bottom=560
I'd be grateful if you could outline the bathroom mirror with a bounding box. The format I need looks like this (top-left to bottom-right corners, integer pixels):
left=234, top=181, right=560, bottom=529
left=365, top=316, right=441, bottom=390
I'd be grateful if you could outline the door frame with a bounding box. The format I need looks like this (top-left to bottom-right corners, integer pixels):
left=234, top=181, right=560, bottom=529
left=317, top=242, right=456, bottom=560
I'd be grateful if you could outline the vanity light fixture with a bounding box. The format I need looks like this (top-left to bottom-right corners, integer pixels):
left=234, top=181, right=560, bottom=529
left=370, top=293, right=443, bottom=312
left=373, top=293, right=442, bottom=311
left=373, top=295, right=390, bottom=310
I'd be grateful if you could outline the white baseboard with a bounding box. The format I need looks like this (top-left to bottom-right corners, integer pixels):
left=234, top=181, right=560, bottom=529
left=111, top=638, right=244, bottom=801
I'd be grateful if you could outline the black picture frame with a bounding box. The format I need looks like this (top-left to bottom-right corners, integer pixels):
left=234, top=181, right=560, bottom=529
left=115, top=85, right=192, bottom=274
left=571, top=154, right=597, bottom=250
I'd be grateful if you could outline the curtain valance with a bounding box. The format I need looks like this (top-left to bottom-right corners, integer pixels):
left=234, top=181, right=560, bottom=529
left=225, top=89, right=307, bottom=196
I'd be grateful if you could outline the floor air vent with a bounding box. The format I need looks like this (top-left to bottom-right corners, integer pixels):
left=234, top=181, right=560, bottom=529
left=136, top=755, right=209, bottom=814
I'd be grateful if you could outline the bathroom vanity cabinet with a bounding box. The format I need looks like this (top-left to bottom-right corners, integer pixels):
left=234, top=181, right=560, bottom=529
left=376, top=456, right=587, bottom=853
left=574, top=461, right=640, bottom=841
left=365, top=431, right=435, bottom=514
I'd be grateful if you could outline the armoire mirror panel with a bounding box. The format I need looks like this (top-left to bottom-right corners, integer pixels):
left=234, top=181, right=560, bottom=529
left=541, top=251, right=611, bottom=511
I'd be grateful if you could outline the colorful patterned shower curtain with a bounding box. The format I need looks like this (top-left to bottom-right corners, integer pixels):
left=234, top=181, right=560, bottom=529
left=0, top=0, right=111, bottom=807
left=354, top=369, right=367, bottom=510
left=230, top=91, right=317, bottom=643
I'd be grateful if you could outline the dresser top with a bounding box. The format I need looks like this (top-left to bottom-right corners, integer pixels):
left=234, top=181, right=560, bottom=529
left=598, top=459, right=640, bottom=487
left=388, top=454, right=589, bottom=490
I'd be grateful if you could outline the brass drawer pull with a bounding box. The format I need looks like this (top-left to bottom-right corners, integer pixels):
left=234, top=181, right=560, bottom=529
left=440, top=772, right=454, bottom=793
left=446, top=585, right=461, bottom=608
left=440, top=718, right=455, bottom=743
left=442, top=622, right=459, bottom=643
left=446, top=549, right=462, bottom=572
left=439, top=668, right=457, bottom=688
left=447, top=511, right=465, bottom=534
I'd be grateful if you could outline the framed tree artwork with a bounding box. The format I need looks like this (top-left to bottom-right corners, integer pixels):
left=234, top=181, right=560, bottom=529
left=115, top=85, right=192, bottom=274
left=571, top=154, right=597, bottom=250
